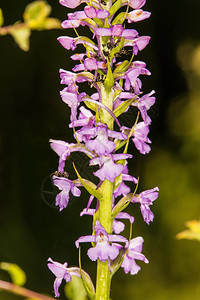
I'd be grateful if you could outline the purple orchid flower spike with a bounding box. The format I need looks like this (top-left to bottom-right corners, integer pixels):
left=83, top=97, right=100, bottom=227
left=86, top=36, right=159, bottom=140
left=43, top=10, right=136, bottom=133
left=47, top=258, right=80, bottom=297
left=53, top=175, right=81, bottom=211
left=75, top=221, right=128, bottom=262
left=48, top=0, right=158, bottom=297
left=131, top=187, right=159, bottom=224
left=121, top=237, right=149, bottom=275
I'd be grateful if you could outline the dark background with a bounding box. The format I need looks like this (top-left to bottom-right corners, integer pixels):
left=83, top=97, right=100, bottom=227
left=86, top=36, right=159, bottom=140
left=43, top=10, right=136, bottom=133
left=0, top=1, right=200, bottom=299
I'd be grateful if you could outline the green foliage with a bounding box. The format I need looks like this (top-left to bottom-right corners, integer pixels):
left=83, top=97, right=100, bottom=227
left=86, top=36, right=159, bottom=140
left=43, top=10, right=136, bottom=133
left=0, top=0, right=61, bottom=51
left=9, top=23, right=31, bottom=51
left=0, top=8, right=4, bottom=27
left=104, top=60, right=114, bottom=91
left=0, top=262, right=26, bottom=286
left=113, top=98, right=135, bottom=117
left=113, top=60, right=130, bottom=76
left=64, top=277, right=89, bottom=300
left=112, top=193, right=134, bottom=219
left=109, top=37, right=124, bottom=60
left=23, top=0, right=61, bottom=30
left=109, top=0, right=122, bottom=17
left=73, top=163, right=103, bottom=201
left=176, top=220, right=200, bottom=241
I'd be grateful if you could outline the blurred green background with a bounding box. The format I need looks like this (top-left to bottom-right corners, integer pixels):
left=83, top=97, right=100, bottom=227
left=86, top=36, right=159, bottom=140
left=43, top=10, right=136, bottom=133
left=0, top=0, right=200, bottom=299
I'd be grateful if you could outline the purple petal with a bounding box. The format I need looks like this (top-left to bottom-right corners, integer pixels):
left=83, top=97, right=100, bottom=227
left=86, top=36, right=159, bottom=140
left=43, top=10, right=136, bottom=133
left=117, top=212, right=134, bottom=224
left=140, top=204, right=154, bottom=225
left=114, top=181, right=131, bottom=197
left=75, top=235, right=95, bottom=248
left=127, top=9, right=151, bottom=23
left=58, top=36, right=77, bottom=51
left=47, top=258, right=68, bottom=278
left=71, top=185, right=81, bottom=197
left=87, top=242, right=119, bottom=262
left=111, top=24, right=124, bottom=36
left=54, top=278, right=62, bottom=297
left=49, top=139, right=71, bottom=157
left=61, top=19, right=81, bottom=28
left=86, top=131, right=115, bottom=155
left=132, top=137, right=151, bottom=154
left=128, top=0, right=146, bottom=9
left=94, top=159, right=124, bottom=182
left=84, top=6, right=96, bottom=18
left=96, top=28, right=112, bottom=36
left=121, top=256, right=141, bottom=275
left=113, top=220, right=125, bottom=234
left=68, top=11, right=86, bottom=20
left=122, top=29, right=139, bottom=39
left=108, top=234, right=128, bottom=244
left=96, top=10, right=110, bottom=19
left=140, top=187, right=159, bottom=202
left=55, top=190, right=70, bottom=211
left=59, top=0, right=85, bottom=9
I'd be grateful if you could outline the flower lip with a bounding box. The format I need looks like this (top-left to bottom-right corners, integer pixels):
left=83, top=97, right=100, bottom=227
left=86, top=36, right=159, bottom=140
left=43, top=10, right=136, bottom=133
left=75, top=221, right=128, bottom=262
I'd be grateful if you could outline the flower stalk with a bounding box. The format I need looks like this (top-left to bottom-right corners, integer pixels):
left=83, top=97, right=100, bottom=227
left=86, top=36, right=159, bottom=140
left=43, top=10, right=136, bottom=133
left=96, top=179, right=113, bottom=300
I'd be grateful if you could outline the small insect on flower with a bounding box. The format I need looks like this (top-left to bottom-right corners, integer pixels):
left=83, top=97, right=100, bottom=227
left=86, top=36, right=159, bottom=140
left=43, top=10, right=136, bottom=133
left=116, top=48, right=132, bottom=57
left=100, top=0, right=107, bottom=5
left=54, top=171, right=69, bottom=178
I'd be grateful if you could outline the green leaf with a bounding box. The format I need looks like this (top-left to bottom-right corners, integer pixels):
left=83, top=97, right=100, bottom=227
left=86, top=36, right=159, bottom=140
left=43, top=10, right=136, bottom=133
left=10, top=24, right=31, bottom=51
left=0, top=8, right=4, bottom=27
left=23, top=0, right=61, bottom=30
left=110, top=247, right=126, bottom=278
left=73, top=163, right=103, bottom=201
left=65, top=277, right=88, bottom=300
left=93, top=17, right=103, bottom=27
left=109, top=0, right=122, bottom=17
left=113, top=60, right=129, bottom=76
left=111, top=12, right=126, bottom=25
left=176, top=220, right=200, bottom=241
left=0, top=262, right=26, bottom=286
left=114, top=173, right=122, bottom=191
left=112, top=193, right=134, bottom=219
left=109, top=37, right=124, bottom=60
left=42, top=17, right=61, bottom=30
left=113, top=97, right=136, bottom=118
left=104, top=60, right=114, bottom=91
left=84, top=99, right=96, bottom=112
left=80, top=271, right=96, bottom=300
left=23, top=0, right=51, bottom=24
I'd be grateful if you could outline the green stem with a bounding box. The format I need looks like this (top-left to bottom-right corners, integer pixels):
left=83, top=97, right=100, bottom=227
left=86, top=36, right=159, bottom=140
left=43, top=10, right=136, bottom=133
left=95, top=3, right=114, bottom=298
left=95, top=84, right=114, bottom=300
left=96, top=179, right=113, bottom=300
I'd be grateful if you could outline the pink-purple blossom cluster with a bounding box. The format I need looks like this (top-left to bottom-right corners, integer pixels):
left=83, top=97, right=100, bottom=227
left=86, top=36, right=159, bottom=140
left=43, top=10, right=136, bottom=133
left=48, top=0, right=158, bottom=298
